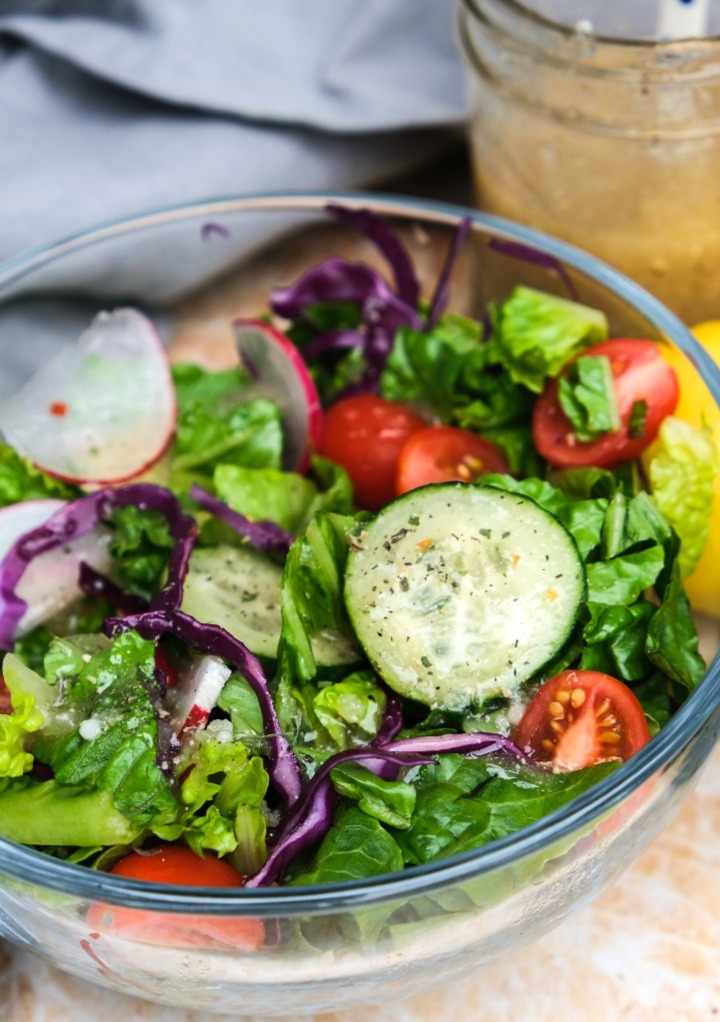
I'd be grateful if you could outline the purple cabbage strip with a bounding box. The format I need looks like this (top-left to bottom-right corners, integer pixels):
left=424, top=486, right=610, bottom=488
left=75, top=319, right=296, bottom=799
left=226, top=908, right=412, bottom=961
left=0, top=484, right=196, bottom=650
left=371, top=688, right=404, bottom=747
left=488, top=238, right=579, bottom=301
left=245, top=747, right=432, bottom=888
left=426, top=217, right=473, bottom=332
left=189, top=484, right=294, bottom=556
left=104, top=609, right=303, bottom=809
left=271, top=258, right=420, bottom=331
left=300, top=328, right=365, bottom=362
left=78, top=563, right=149, bottom=616
left=325, top=204, right=420, bottom=309
left=387, top=730, right=532, bottom=765
left=200, top=222, right=231, bottom=241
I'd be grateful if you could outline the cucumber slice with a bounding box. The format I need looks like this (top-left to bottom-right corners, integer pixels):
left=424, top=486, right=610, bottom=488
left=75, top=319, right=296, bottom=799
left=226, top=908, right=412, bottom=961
left=181, top=544, right=359, bottom=667
left=344, top=484, right=585, bottom=711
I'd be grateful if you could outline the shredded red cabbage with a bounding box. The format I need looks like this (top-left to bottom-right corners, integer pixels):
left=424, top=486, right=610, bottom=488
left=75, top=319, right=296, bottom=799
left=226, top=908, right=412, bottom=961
left=488, top=238, right=578, bottom=301
left=386, top=731, right=532, bottom=764
left=78, top=563, right=149, bottom=616
left=201, top=222, right=231, bottom=241
left=371, top=688, right=404, bottom=747
left=325, top=204, right=420, bottom=309
left=103, top=609, right=303, bottom=809
left=0, top=484, right=196, bottom=650
left=190, top=484, right=294, bottom=556
left=300, top=328, right=365, bottom=362
left=271, top=258, right=420, bottom=331
left=426, top=217, right=473, bottom=331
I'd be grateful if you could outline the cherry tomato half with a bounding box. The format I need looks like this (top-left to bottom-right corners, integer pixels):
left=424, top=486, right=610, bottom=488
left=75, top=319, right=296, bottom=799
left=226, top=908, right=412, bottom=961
left=533, top=339, right=679, bottom=468
left=512, top=669, right=650, bottom=772
left=318, top=394, right=426, bottom=510
left=396, top=425, right=509, bottom=494
left=86, top=846, right=265, bottom=951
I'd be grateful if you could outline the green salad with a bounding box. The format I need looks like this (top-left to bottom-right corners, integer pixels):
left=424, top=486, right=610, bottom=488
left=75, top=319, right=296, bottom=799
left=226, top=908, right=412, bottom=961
left=0, top=206, right=715, bottom=933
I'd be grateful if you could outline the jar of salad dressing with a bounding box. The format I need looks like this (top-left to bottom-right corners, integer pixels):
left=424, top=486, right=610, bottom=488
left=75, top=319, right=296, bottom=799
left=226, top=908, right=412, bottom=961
left=457, top=0, right=720, bottom=324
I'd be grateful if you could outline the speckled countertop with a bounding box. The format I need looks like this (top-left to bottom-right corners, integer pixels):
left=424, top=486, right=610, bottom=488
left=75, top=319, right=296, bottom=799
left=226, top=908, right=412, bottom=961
left=2, top=154, right=720, bottom=1021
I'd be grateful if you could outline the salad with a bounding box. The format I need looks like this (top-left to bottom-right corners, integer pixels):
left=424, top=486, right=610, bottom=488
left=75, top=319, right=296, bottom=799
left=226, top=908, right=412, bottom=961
left=0, top=205, right=716, bottom=942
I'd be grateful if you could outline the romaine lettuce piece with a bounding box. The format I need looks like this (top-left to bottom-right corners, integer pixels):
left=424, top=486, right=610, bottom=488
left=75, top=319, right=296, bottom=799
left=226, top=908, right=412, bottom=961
left=0, top=776, right=141, bottom=845
left=490, top=285, right=607, bottom=393
left=644, top=416, right=719, bottom=578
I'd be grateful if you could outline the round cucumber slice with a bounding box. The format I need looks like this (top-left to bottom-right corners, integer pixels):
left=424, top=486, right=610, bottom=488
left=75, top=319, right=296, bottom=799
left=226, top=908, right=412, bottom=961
left=344, top=484, right=585, bottom=711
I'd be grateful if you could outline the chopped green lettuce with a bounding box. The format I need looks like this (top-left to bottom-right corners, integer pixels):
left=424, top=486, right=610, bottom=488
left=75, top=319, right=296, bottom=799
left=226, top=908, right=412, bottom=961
left=381, top=314, right=533, bottom=430
left=108, top=504, right=175, bottom=601
left=171, top=357, right=286, bottom=474
left=213, top=455, right=353, bottom=535
left=557, top=354, right=620, bottom=441
left=644, top=416, right=719, bottom=578
left=0, top=777, right=142, bottom=846
left=311, top=671, right=386, bottom=750
left=0, top=441, right=78, bottom=507
left=489, top=286, right=607, bottom=393
left=31, top=632, right=178, bottom=829
left=0, top=658, right=44, bottom=777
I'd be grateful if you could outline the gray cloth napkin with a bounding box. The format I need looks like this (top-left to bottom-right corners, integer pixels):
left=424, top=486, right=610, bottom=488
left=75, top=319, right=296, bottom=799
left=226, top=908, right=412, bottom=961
left=0, top=0, right=467, bottom=263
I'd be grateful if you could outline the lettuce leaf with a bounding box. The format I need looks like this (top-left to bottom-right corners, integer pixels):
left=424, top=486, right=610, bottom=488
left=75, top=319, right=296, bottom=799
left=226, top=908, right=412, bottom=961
left=381, top=315, right=533, bottom=430
left=489, top=286, right=607, bottom=393
left=171, top=355, right=284, bottom=474
left=0, top=658, right=44, bottom=777
left=155, top=730, right=269, bottom=872
left=213, top=454, right=353, bottom=536
left=0, top=776, right=142, bottom=846
left=644, top=416, right=719, bottom=577
left=289, top=806, right=404, bottom=886
left=278, top=512, right=359, bottom=684
left=329, top=761, right=416, bottom=829
left=309, top=671, right=386, bottom=751
left=0, top=441, right=78, bottom=507
left=108, top=504, right=176, bottom=601
left=557, top=354, right=620, bottom=441
left=32, top=631, right=178, bottom=828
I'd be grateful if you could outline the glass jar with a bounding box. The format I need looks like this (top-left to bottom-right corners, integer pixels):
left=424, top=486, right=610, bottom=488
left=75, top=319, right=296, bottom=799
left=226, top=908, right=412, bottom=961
left=457, top=0, right=720, bottom=324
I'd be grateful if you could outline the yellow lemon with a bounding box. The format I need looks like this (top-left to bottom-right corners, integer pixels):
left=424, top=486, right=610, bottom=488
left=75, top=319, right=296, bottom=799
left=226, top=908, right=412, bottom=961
left=661, top=321, right=720, bottom=616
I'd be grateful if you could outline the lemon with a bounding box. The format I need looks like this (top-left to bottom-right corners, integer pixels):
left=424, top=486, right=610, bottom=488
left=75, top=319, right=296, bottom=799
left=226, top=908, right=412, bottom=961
left=660, top=322, right=720, bottom=616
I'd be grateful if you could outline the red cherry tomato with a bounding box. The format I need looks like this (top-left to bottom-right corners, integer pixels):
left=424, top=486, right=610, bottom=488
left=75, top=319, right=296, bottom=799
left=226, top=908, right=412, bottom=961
left=533, top=339, right=679, bottom=468
left=396, top=425, right=509, bottom=494
left=86, top=846, right=264, bottom=951
left=318, top=395, right=426, bottom=510
left=512, top=669, right=650, bottom=772
left=0, top=675, right=10, bottom=714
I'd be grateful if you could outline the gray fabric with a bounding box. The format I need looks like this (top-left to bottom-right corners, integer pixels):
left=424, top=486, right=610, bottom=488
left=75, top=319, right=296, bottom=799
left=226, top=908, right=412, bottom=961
left=0, top=1, right=467, bottom=263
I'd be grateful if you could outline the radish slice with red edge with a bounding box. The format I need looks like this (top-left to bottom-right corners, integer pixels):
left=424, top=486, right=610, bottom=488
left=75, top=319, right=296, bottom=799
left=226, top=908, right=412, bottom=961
left=166, top=654, right=232, bottom=737
left=0, top=499, right=113, bottom=641
left=234, top=318, right=322, bottom=473
left=0, top=307, right=176, bottom=484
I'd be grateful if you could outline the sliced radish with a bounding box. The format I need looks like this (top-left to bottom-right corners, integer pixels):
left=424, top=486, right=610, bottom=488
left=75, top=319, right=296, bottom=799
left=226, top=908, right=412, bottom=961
left=0, top=499, right=113, bottom=642
left=0, top=307, right=176, bottom=484
left=234, top=318, right=322, bottom=472
left=166, top=654, right=232, bottom=736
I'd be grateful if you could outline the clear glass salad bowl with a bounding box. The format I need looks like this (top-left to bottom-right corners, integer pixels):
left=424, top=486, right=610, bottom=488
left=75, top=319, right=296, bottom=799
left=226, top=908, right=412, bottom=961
left=0, top=193, right=719, bottom=1016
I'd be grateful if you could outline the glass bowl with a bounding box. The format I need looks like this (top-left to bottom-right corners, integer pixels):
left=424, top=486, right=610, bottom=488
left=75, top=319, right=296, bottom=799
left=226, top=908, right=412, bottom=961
left=0, top=193, right=719, bottom=1016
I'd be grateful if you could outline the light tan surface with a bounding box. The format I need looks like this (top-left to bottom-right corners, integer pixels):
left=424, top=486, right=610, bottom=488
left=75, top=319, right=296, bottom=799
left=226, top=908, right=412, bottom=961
left=2, top=739, right=719, bottom=1021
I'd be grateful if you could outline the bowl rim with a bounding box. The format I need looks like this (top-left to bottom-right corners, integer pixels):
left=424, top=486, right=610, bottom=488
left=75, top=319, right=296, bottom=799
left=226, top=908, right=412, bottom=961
left=1, top=189, right=719, bottom=916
